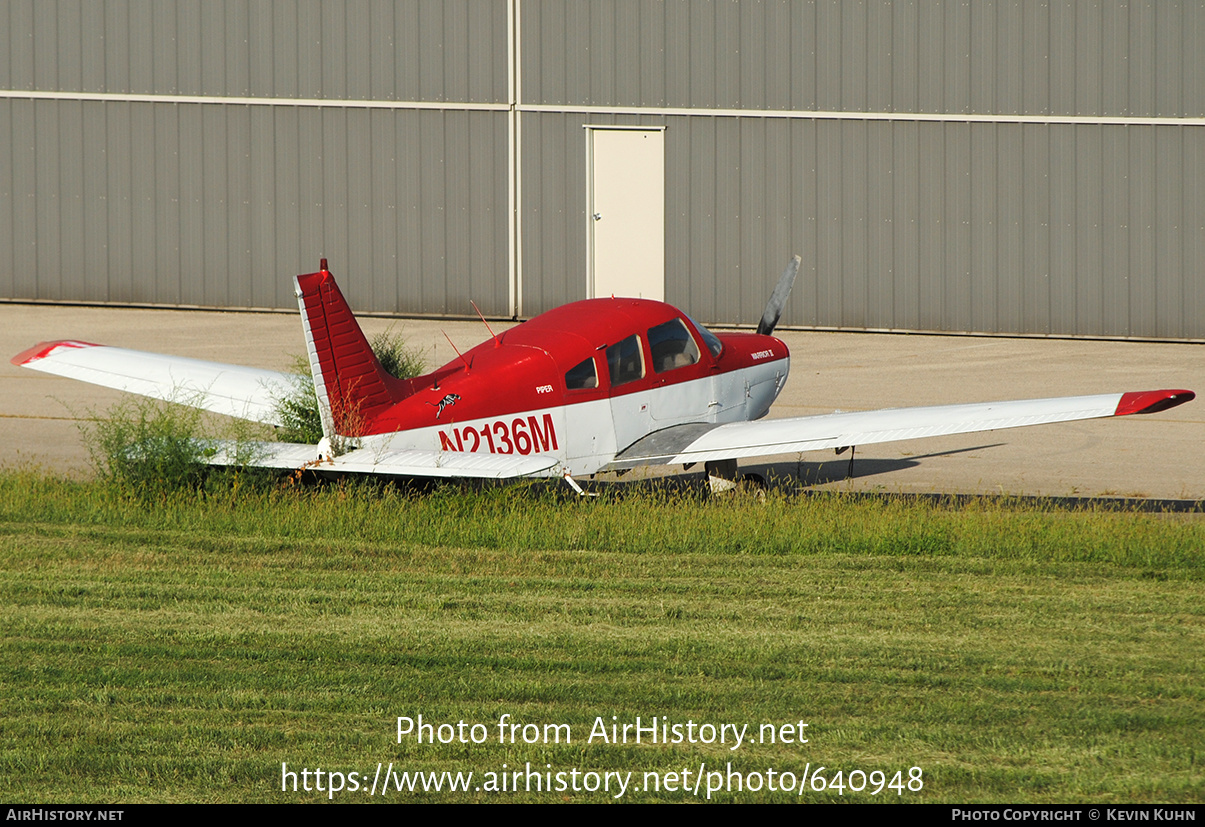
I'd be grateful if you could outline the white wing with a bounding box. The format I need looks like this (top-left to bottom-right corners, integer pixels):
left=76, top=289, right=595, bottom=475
left=207, top=441, right=558, bottom=479
left=12, top=340, right=294, bottom=425
left=609, top=389, right=1195, bottom=468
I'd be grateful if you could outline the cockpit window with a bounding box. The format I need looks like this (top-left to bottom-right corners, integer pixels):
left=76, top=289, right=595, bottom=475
left=648, top=318, right=700, bottom=373
left=605, top=334, right=645, bottom=387
left=686, top=314, right=723, bottom=359
left=565, top=356, right=598, bottom=390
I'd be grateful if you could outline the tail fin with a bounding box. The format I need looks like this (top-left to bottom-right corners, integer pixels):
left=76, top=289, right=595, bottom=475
left=294, top=260, right=404, bottom=443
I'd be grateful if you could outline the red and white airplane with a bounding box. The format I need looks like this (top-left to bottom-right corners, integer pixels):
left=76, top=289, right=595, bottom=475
left=11, top=258, right=1195, bottom=491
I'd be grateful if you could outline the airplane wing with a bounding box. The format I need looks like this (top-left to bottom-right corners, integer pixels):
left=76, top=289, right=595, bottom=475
left=207, top=441, right=559, bottom=479
left=609, top=389, right=1195, bottom=469
left=11, top=340, right=295, bottom=426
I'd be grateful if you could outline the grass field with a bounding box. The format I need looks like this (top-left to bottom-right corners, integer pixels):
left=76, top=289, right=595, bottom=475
left=1, top=471, right=1202, bottom=803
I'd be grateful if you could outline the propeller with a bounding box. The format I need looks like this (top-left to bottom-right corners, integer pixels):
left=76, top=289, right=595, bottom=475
left=756, top=255, right=801, bottom=336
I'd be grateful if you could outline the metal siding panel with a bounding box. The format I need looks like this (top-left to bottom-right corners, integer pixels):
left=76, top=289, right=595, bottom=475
left=295, top=0, right=322, bottom=97
left=840, top=120, right=868, bottom=328
left=764, top=0, right=791, bottom=110
left=815, top=120, right=843, bottom=327
left=1155, top=127, right=1184, bottom=337
left=689, top=117, right=718, bottom=320
left=441, top=0, right=469, bottom=104
left=249, top=1, right=274, bottom=97
left=1021, top=124, right=1050, bottom=333
left=129, top=102, right=156, bottom=302
left=320, top=0, right=348, bottom=99
left=248, top=106, right=277, bottom=307
left=444, top=110, right=471, bottom=312
left=841, top=0, right=868, bottom=112
left=1101, top=0, right=1127, bottom=117
left=226, top=0, right=250, bottom=96
left=1187, top=2, right=1205, bottom=116
left=664, top=116, right=689, bottom=306
left=664, top=0, right=690, bottom=108
left=104, top=101, right=132, bottom=302
left=227, top=105, right=252, bottom=306
left=866, top=120, right=893, bottom=328
left=59, top=101, right=85, bottom=302
left=5, top=2, right=33, bottom=90
left=943, top=0, right=970, bottom=114
left=1049, top=1, right=1076, bottom=116
left=1021, top=0, right=1050, bottom=116
left=298, top=108, right=327, bottom=286
left=995, top=123, right=1024, bottom=333
left=367, top=0, right=393, bottom=100
left=765, top=119, right=793, bottom=308
left=1075, top=1, right=1104, bottom=116
left=466, top=110, right=505, bottom=314
left=1075, top=125, right=1104, bottom=335
left=1048, top=125, right=1076, bottom=335
left=945, top=122, right=971, bottom=331
left=970, top=123, right=997, bottom=332
left=81, top=1, right=106, bottom=93
left=689, top=0, right=716, bottom=108
left=34, top=2, right=57, bottom=90
left=395, top=0, right=422, bottom=101
left=1100, top=126, right=1130, bottom=336
left=57, top=0, right=82, bottom=92
left=916, top=0, right=943, bottom=113
left=11, top=100, right=38, bottom=298
left=81, top=101, right=110, bottom=301
left=273, top=1, right=298, bottom=98
left=0, top=102, right=15, bottom=297
left=346, top=108, right=375, bottom=308
left=1155, top=2, right=1184, bottom=117
left=466, top=0, right=497, bottom=103
left=345, top=0, right=372, bottom=100
left=715, top=0, right=739, bottom=109
left=367, top=109, right=396, bottom=309
left=740, top=118, right=766, bottom=323
left=815, top=0, right=841, bottom=111
left=1185, top=125, right=1205, bottom=337
left=419, top=110, right=447, bottom=312
left=176, top=1, right=201, bottom=96
left=322, top=108, right=351, bottom=293
left=792, top=118, right=819, bottom=327
left=866, top=0, right=892, bottom=112
left=272, top=107, right=301, bottom=304
left=179, top=105, right=208, bottom=306
left=200, top=1, right=226, bottom=96
left=396, top=109, right=424, bottom=312
left=201, top=105, right=226, bottom=304
left=970, top=0, right=996, bottom=114
left=892, top=120, right=920, bottom=330
left=890, top=0, right=918, bottom=112
left=1127, top=126, right=1156, bottom=336
left=996, top=0, right=1023, bottom=114
left=153, top=104, right=181, bottom=304
left=638, top=0, right=666, bottom=106
left=418, top=1, right=445, bottom=101
left=739, top=0, right=764, bottom=110
left=1128, top=0, right=1156, bottom=118
left=715, top=118, right=741, bottom=322
left=791, top=0, right=818, bottom=111
left=613, top=0, right=641, bottom=106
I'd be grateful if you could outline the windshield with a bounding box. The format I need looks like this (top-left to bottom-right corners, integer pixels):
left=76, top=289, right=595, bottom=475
left=685, top=314, right=723, bottom=359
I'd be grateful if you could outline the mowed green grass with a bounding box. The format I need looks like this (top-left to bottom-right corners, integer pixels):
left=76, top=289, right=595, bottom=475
left=1, top=472, right=1201, bottom=803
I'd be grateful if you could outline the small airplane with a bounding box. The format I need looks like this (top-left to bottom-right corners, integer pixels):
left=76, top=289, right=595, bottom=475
left=11, top=258, right=1195, bottom=492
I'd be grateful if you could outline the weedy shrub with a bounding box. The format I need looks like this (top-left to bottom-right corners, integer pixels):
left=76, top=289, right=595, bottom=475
left=273, top=327, right=425, bottom=445
left=79, top=395, right=211, bottom=495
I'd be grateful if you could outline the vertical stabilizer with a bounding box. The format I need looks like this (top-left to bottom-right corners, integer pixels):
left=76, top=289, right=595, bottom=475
left=294, top=261, right=400, bottom=444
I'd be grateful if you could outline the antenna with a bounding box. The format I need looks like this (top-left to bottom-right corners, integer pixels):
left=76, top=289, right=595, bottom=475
left=443, top=331, right=471, bottom=373
left=470, top=300, right=501, bottom=348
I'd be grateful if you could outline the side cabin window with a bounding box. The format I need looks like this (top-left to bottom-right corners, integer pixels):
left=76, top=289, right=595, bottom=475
left=565, top=357, right=598, bottom=390
left=648, top=318, right=700, bottom=374
left=606, top=334, right=644, bottom=387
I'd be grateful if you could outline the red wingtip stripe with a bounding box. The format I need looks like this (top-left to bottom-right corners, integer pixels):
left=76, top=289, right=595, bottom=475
left=10, top=340, right=100, bottom=367
left=1114, top=389, right=1195, bottom=417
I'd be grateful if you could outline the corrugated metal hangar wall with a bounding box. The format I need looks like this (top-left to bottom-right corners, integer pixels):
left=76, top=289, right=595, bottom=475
left=2, top=1, right=1203, bottom=340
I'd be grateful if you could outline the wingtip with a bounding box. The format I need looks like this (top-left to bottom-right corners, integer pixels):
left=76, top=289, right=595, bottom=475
left=1114, top=389, right=1195, bottom=416
left=11, top=340, right=100, bottom=367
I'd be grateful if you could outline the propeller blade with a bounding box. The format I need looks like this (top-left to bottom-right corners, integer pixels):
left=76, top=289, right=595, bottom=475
left=756, top=255, right=801, bottom=336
